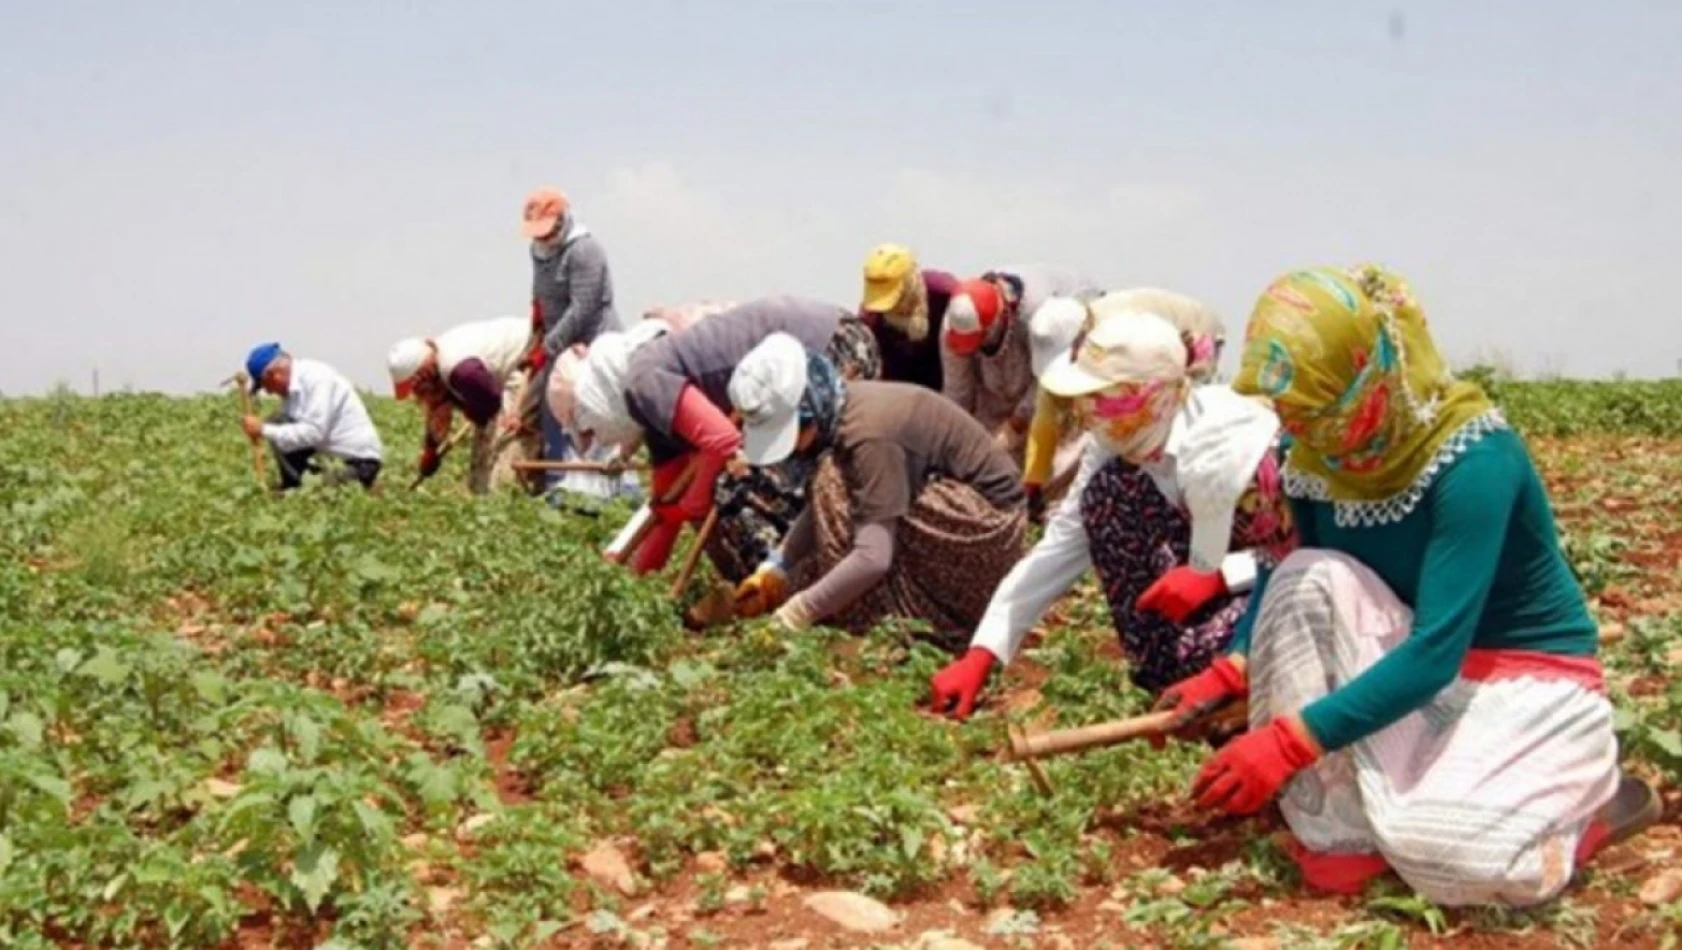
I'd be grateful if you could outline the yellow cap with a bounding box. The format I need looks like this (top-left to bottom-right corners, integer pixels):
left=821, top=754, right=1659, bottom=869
left=860, top=243, right=918, bottom=313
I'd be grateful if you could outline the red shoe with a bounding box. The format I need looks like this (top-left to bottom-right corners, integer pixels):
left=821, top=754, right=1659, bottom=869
left=1281, top=835, right=1392, bottom=895
left=1575, top=771, right=1661, bottom=866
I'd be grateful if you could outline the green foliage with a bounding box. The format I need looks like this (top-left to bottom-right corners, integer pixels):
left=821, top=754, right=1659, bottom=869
left=3, top=388, right=1680, bottom=946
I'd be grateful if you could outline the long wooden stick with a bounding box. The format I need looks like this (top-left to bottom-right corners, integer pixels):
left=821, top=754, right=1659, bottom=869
left=668, top=507, right=719, bottom=601
left=233, top=372, right=267, bottom=487
left=1008, top=710, right=1181, bottom=762
left=512, top=459, right=651, bottom=474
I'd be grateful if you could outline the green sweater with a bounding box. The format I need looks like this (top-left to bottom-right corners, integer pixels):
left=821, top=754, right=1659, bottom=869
left=1228, top=427, right=1596, bottom=752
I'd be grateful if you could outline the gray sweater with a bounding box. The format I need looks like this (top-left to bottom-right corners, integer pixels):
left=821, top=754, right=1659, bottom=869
left=534, top=217, right=619, bottom=355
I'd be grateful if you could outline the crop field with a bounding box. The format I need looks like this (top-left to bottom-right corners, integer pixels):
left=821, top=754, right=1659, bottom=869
left=4, top=379, right=1682, bottom=949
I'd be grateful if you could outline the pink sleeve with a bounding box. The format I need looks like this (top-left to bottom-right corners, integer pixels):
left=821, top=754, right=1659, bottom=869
left=670, top=384, right=742, bottom=519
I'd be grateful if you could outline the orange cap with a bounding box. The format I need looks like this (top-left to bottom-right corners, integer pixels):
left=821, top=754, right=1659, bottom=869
left=944, top=278, right=1003, bottom=356
left=521, top=187, right=569, bottom=239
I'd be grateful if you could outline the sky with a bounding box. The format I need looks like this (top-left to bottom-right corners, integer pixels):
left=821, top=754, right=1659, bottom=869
left=3, top=0, right=1680, bottom=395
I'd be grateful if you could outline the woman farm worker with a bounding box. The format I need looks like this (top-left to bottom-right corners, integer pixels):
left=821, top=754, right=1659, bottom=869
left=930, top=304, right=1283, bottom=718
left=568, top=297, right=881, bottom=580
left=388, top=315, right=534, bottom=494
left=729, top=334, right=1028, bottom=642
left=940, top=267, right=1100, bottom=487
left=1021, top=289, right=1227, bottom=519
left=1161, top=264, right=1655, bottom=905
left=857, top=243, right=960, bottom=392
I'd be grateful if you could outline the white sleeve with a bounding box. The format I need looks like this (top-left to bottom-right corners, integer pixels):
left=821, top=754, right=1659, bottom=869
left=970, top=443, right=1104, bottom=663
left=1218, top=551, right=1259, bottom=593
left=261, top=377, right=328, bottom=454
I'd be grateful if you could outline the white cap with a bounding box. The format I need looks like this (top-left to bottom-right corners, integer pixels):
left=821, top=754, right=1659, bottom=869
left=945, top=293, right=982, bottom=337
left=1178, top=387, right=1281, bottom=573
left=1039, top=310, right=1187, bottom=398
left=1028, top=297, right=1089, bottom=379
left=387, top=338, right=429, bottom=397
left=729, top=332, right=809, bottom=465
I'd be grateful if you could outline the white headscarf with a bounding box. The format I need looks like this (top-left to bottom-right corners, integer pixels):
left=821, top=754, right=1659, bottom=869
left=572, top=321, right=670, bottom=452
left=1177, top=387, right=1280, bottom=573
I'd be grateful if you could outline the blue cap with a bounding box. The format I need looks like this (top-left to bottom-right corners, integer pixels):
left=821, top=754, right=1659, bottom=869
left=245, top=342, right=282, bottom=392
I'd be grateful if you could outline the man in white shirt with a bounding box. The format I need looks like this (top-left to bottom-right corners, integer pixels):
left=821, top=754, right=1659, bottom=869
left=241, top=343, right=384, bottom=490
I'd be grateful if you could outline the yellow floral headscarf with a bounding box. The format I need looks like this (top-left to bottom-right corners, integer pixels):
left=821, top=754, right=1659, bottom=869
left=1234, top=264, right=1494, bottom=503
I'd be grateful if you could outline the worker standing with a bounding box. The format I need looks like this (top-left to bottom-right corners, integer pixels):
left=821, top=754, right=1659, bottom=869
left=521, top=186, right=627, bottom=504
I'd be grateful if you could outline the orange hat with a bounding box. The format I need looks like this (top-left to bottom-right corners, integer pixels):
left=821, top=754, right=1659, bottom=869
left=521, top=187, right=569, bottom=239
left=943, top=278, right=1003, bottom=356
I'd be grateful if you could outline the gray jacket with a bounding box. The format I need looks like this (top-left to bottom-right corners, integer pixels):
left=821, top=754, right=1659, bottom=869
left=533, top=215, right=620, bottom=355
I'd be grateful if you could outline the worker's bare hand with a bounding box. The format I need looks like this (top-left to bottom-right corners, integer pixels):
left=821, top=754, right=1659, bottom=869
left=724, top=452, right=751, bottom=480
left=241, top=415, right=264, bottom=440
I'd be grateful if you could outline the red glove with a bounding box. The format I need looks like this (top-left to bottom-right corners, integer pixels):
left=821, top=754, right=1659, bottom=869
left=1152, top=655, right=1247, bottom=728
left=1137, top=566, right=1228, bottom=624
left=929, top=647, right=997, bottom=720
left=1191, top=718, right=1320, bottom=816
left=418, top=443, right=441, bottom=478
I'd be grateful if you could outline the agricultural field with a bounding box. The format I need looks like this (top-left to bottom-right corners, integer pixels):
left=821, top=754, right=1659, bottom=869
left=3, top=378, right=1682, bottom=950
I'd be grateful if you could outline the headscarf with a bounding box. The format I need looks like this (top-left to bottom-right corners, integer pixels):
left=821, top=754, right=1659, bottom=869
left=797, top=351, right=847, bottom=453
left=882, top=272, right=931, bottom=342
left=1234, top=264, right=1495, bottom=506
left=572, top=321, right=671, bottom=452
left=544, top=343, right=590, bottom=432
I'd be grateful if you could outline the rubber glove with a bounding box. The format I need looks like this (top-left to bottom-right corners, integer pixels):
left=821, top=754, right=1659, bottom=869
left=734, top=560, right=789, bottom=618
left=1192, top=718, right=1320, bottom=816
left=1138, top=566, right=1228, bottom=624
left=1151, top=655, right=1248, bottom=728
left=929, top=647, right=997, bottom=720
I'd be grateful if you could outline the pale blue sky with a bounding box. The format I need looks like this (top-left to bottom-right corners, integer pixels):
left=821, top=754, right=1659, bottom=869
left=3, top=1, right=1679, bottom=394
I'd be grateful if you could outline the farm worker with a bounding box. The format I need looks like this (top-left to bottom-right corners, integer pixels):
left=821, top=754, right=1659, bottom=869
left=1168, top=264, right=1656, bottom=905
left=387, top=316, right=534, bottom=494
left=567, top=297, right=882, bottom=580
left=520, top=185, right=627, bottom=502
left=941, top=267, right=1101, bottom=505
left=857, top=243, right=959, bottom=392
left=729, top=335, right=1028, bottom=643
left=1021, top=290, right=1228, bottom=519
left=240, top=343, right=384, bottom=490
left=929, top=301, right=1288, bottom=719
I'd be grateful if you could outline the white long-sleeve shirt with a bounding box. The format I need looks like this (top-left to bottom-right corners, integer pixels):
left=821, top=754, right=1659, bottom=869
left=971, top=424, right=1257, bottom=664
left=261, top=359, right=384, bottom=461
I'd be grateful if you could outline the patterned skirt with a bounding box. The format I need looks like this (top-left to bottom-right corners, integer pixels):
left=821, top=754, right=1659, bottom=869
left=704, top=321, right=884, bottom=582
left=799, top=456, right=1027, bottom=650
left=1079, top=458, right=1247, bottom=693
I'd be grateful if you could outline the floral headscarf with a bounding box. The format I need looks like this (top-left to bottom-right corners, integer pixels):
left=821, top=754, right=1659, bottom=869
left=1234, top=264, right=1495, bottom=507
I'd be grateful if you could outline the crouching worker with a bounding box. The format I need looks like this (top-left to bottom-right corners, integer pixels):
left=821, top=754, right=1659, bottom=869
left=568, top=298, right=881, bottom=580
left=729, top=334, right=1027, bottom=643
left=241, top=342, right=383, bottom=490
left=930, top=309, right=1292, bottom=718
left=387, top=316, right=534, bottom=493
left=1165, top=264, right=1656, bottom=905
